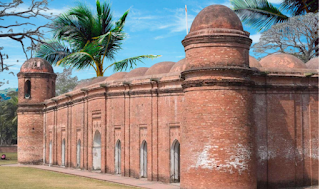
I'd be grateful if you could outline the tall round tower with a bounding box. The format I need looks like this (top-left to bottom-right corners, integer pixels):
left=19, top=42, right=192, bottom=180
left=17, top=58, right=56, bottom=164
left=180, top=5, right=256, bottom=189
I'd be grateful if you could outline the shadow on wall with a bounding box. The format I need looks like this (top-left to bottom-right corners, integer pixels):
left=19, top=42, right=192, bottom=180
left=254, top=91, right=318, bottom=188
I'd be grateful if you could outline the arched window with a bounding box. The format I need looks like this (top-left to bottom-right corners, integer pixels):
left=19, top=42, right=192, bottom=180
left=170, top=140, right=180, bottom=183
left=93, top=130, right=101, bottom=170
left=61, top=139, right=65, bottom=166
left=24, top=80, right=31, bottom=99
left=115, top=140, right=121, bottom=174
left=49, top=140, right=53, bottom=165
left=140, top=140, right=147, bottom=178
left=77, top=140, right=81, bottom=168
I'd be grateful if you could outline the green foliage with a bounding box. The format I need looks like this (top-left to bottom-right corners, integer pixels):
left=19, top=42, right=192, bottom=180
left=55, top=67, right=79, bottom=96
left=36, top=0, right=160, bottom=76
left=0, top=91, right=18, bottom=145
left=231, top=0, right=288, bottom=31
left=231, top=0, right=319, bottom=31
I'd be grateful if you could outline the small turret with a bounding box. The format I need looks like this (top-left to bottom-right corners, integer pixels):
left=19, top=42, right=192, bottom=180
left=17, top=58, right=56, bottom=164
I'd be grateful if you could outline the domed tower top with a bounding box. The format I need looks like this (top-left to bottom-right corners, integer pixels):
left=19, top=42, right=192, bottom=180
left=182, top=5, right=252, bottom=70
left=189, top=5, right=243, bottom=33
left=20, top=58, right=54, bottom=73
left=17, top=58, right=56, bottom=104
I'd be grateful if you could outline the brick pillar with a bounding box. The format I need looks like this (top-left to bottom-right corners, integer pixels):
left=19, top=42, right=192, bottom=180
left=180, top=5, right=256, bottom=189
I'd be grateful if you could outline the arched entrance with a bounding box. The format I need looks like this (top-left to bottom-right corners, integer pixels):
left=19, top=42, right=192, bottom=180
left=61, top=139, right=65, bottom=166
left=140, top=140, right=147, bottom=178
left=49, top=140, right=52, bottom=165
left=77, top=140, right=81, bottom=168
left=115, top=140, right=121, bottom=174
left=92, top=130, right=101, bottom=170
left=170, top=140, right=180, bottom=182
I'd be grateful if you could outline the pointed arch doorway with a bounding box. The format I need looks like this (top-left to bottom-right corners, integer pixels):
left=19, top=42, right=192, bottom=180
left=93, top=130, right=101, bottom=170
left=61, top=139, right=65, bottom=166
left=77, top=140, right=81, bottom=168
left=170, top=140, right=180, bottom=183
left=115, top=140, right=121, bottom=174
left=140, top=140, right=147, bottom=178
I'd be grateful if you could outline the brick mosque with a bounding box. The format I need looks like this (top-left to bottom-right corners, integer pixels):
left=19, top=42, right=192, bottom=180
left=17, top=5, right=318, bottom=189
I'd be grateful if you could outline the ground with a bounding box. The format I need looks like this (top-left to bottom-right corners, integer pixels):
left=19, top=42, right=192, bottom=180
left=0, top=152, right=17, bottom=165
left=0, top=166, right=138, bottom=189
left=0, top=152, right=137, bottom=189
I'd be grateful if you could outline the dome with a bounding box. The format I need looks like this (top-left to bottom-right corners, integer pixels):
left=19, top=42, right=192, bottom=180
left=170, top=58, right=188, bottom=73
left=144, top=61, right=175, bottom=76
left=105, top=72, right=127, bottom=81
left=125, top=67, right=148, bottom=78
left=249, top=56, right=261, bottom=68
left=189, top=5, right=243, bottom=33
left=260, top=54, right=306, bottom=69
left=306, top=57, right=319, bottom=69
left=20, top=58, right=54, bottom=73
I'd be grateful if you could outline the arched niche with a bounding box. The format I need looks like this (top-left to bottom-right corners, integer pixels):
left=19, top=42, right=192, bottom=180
left=92, top=130, right=101, bottom=170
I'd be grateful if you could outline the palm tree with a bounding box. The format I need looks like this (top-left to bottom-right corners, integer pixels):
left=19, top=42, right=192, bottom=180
left=231, top=0, right=319, bottom=31
left=36, top=0, right=160, bottom=76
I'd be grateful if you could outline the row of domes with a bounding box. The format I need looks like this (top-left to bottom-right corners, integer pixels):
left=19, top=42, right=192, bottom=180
left=20, top=54, right=318, bottom=77
left=106, top=54, right=318, bottom=81
left=250, top=54, right=318, bottom=69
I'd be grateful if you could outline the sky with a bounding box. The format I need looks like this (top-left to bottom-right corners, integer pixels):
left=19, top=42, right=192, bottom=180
left=0, top=0, right=284, bottom=90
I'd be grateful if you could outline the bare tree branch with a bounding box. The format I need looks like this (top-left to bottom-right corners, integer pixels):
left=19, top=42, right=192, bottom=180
left=0, top=0, right=56, bottom=88
left=0, top=22, right=35, bottom=28
left=253, top=13, right=319, bottom=62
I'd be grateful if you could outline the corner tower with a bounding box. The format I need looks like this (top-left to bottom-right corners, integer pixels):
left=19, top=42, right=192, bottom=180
left=17, top=58, right=56, bottom=164
left=181, top=5, right=256, bottom=189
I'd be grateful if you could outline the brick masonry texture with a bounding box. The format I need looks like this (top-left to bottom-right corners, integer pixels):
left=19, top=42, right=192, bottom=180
left=17, top=4, right=318, bottom=189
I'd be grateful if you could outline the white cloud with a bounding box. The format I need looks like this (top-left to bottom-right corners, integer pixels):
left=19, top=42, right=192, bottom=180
left=250, top=33, right=261, bottom=43
left=267, top=0, right=284, bottom=4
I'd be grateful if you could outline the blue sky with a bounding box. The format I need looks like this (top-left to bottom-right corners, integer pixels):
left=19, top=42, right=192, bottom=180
left=0, top=0, right=283, bottom=90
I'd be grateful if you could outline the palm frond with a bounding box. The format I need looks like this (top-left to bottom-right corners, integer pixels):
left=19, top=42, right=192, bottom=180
left=114, top=10, right=129, bottom=32
left=106, top=55, right=161, bottom=72
left=57, top=42, right=102, bottom=70
left=281, top=0, right=319, bottom=15
left=231, top=0, right=289, bottom=31
left=35, top=40, right=72, bottom=65
left=96, top=0, right=113, bottom=34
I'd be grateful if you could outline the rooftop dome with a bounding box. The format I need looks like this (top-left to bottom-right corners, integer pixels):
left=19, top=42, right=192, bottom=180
left=189, top=5, right=243, bottom=33
left=170, top=58, right=187, bottom=73
left=249, top=56, right=261, bottom=68
left=20, top=58, right=54, bottom=73
left=260, top=54, right=306, bottom=69
left=125, top=67, right=148, bottom=78
left=306, top=57, right=319, bottom=69
left=105, top=72, right=127, bottom=81
left=144, top=61, right=175, bottom=76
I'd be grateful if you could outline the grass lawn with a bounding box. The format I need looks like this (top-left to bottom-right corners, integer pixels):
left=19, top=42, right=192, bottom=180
left=0, top=167, right=138, bottom=189
left=0, top=152, right=17, bottom=165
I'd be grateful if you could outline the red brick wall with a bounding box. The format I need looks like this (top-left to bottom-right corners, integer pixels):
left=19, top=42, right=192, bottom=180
left=17, top=112, right=43, bottom=164
left=0, top=145, right=17, bottom=153
left=253, top=79, right=319, bottom=189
